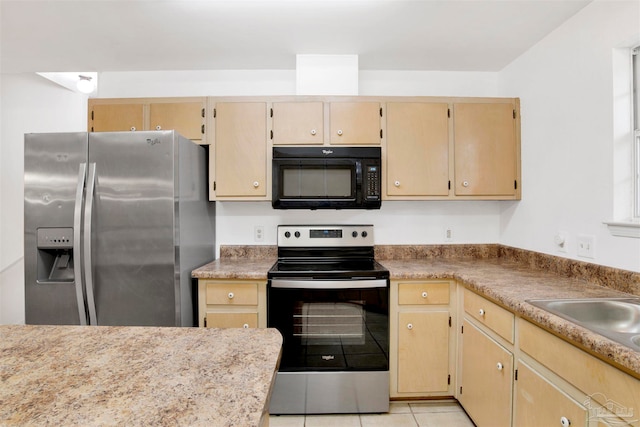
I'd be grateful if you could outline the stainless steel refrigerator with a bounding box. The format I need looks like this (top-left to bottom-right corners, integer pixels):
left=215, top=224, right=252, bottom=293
left=24, top=131, right=215, bottom=326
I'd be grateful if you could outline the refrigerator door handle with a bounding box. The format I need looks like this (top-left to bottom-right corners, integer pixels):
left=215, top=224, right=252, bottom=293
left=73, top=163, right=88, bottom=325
left=83, top=163, right=98, bottom=325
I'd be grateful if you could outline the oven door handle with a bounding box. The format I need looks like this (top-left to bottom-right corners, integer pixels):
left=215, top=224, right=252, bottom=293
left=270, top=279, right=388, bottom=289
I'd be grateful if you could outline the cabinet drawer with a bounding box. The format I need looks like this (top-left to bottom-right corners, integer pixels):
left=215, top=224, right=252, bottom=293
left=205, top=312, right=258, bottom=328
left=514, top=361, right=587, bottom=427
left=519, top=319, right=640, bottom=423
left=205, top=282, right=258, bottom=305
left=398, top=282, right=450, bottom=305
left=464, top=289, right=514, bottom=343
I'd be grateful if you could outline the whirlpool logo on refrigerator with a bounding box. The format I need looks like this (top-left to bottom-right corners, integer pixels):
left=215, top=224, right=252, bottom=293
left=146, top=138, right=161, bottom=146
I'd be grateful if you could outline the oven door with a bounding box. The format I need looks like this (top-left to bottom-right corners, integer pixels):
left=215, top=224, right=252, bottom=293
left=267, top=279, right=389, bottom=372
left=271, top=158, right=359, bottom=209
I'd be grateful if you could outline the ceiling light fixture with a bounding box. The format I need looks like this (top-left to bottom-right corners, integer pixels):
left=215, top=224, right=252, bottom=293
left=76, top=75, right=95, bottom=94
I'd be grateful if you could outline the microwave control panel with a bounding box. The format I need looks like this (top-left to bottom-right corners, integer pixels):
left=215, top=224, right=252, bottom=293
left=364, top=165, right=381, bottom=200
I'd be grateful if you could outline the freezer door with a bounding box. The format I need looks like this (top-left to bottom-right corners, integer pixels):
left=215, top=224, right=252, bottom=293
left=24, top=133, right=88, bottom=325
left=88, top=131, right=178, bottom=326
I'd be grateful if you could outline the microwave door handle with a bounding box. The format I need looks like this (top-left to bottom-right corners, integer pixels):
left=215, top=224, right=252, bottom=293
left=73, top=163, right=88, bottom=325
left=83, top=163, right=98, bottom=325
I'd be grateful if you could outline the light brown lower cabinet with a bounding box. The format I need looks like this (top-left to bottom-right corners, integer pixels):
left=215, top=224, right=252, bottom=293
left=197, top=279, right=267, bottom=328
left=514, top=361, right=587, bottom=427
left=391, top=280, right=455, bottom=398
left=459, top=319, right=513, bottom=427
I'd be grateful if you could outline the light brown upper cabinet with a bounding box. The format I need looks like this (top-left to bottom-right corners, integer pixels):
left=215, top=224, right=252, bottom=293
left=271, top=102, right=324, bottom=145
left=88, top=98, right=207, bottom=144
left=453, top=102, right=519, bottom=197
left=149, top=101, right=204, bottom=141
left=211, top=102, right=268, bottom=200
left=329, top=102, right=381, bottom=145
left=90, top=103, right=144, bottom=133
left=386, top=102, right=450, bottom=197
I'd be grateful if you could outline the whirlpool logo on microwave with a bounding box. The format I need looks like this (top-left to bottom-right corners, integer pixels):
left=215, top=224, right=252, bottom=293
left=322, top=150, right=334, bottom=155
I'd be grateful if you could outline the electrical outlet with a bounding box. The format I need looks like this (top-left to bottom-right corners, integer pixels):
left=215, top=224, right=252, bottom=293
left=445, top=227, right=453, bottom=242
left=254, top=226, right=264, bottom=242
left=576, top=235, right=595, bottom=258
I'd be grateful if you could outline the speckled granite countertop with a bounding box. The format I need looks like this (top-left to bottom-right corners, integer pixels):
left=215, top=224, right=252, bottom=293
left=192, top=244, right=640, bottom=377
left=381, top=257, right=640, bottom=377
left=0, top=325, right=282, bottom=426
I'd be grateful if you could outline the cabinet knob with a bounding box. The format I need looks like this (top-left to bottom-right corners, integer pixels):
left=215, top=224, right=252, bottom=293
left=560, top=416, right=571, bottom=426
left=462, top=181, right=469, bottom=187
left=337, top=129, right=343, bottom=136
left=253, top=181, right=260, bottom=188
left=421, top=291, right=428, bottom=298
left=228, top=292, right=234, bottom=299
left=394, top=180, right=401, bottom=187
left=407, top=323, right=413, bottom=330
left=496, top=362, right=504, bottom=371
left=130, top=126, right=136, bottom=131
left=479, top=309, right=485, bottom=316
left=310, top=129, right=317, bottom=135
left=242, top=323, right=249, bottom=329
left=155, top=125, right=161, bottom=130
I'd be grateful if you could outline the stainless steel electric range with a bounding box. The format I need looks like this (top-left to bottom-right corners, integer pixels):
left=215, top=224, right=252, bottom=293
left=267, top=224, right=390, bottom=415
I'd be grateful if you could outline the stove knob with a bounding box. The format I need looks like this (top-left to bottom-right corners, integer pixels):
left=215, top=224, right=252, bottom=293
left=361, top=231, right=368, bottom=238
left=294, top=231, right=301, bottom=238
left=352, top=231, right=358, bottom=238
left=284, top=231, right=291, bottom=238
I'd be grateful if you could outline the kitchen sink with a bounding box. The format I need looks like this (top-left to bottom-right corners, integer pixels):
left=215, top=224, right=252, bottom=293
left=527, top=298, right=640, bottom=352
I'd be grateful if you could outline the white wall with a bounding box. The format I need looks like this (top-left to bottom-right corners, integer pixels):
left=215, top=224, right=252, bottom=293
left=0, top=73, right=87, bottom=324
left=498, top=0, right=640, bottom=272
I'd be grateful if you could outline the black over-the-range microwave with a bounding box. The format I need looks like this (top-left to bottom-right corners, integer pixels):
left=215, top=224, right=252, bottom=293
left=272, top=146, right=382, bottom=209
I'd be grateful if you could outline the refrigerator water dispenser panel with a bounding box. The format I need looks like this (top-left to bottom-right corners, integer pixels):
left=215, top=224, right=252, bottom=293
left=36, top=227, right=74, bottom=283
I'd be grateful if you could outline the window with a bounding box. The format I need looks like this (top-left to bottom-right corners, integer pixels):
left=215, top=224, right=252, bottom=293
left=607, top=45, right=640, bottom=237
left=633, top=46, right=640, bottom=219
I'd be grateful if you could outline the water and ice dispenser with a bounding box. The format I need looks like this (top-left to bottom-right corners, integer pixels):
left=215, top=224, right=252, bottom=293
left=36, top=227, right=75, bottom=283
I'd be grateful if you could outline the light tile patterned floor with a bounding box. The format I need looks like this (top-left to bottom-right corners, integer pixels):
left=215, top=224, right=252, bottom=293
left=269, top=400, right=476, bottom=427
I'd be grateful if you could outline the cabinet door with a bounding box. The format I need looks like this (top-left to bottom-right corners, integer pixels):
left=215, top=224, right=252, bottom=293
left=149, top=101, right=205, bottom=141
left=398, top=311, right=450, bottom=393
left=459, top=320, right=513, bottom=427
left=329, top=102, right=381, bottom=145
left=91, top=104, right=144, bottom=132
left=386, top=103, right=449, bottom=196
left=514, top=362, right=587, bottom=427
left=213, top=102, right=267, bottom=197
left=272, top=102, right=324, bottom=145
left=453, top=103, right=517, bottom=196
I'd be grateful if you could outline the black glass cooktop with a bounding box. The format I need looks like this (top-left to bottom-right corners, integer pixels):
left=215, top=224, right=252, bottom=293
left=268, top=259, right=389, bottom=279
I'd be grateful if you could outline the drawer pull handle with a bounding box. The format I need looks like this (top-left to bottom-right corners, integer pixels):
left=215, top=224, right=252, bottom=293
left=155, top=125, right=161, bottom=130
left=310, top=129, right=317, bottom=135
left=479, top=309, right=485, bottom=316
left=253, top=181, right=260, bottom=188
left=421, top=291, right=428, bottom=298
left=407, top=323, right=413, bottom=330
left=560, top=416, right=571, bottom=426
left=242, top=323, right=249, bottom=329
left=394, top=180, right=401, bottom=187
left=496, top=362, right=504, bottom=371
left=228, top=292, right=234, bottom=299
left=337, top=129, right=343, bottom=136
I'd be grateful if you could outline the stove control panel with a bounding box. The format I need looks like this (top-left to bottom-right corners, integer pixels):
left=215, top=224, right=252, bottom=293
left=278, top=225, right=374, bottom=247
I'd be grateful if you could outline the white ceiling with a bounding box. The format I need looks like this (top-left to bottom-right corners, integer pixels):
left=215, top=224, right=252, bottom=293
left=0, top=0, right=593, bottom=74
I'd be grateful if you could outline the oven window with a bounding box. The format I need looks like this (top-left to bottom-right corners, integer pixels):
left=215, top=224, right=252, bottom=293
left=268, top=286, right=389, bottom=372
left=282, top=167, right=352, bottom=198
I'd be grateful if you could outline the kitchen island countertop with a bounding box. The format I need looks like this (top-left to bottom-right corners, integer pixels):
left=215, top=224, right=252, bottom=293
left=0, top=325, right=282, bottom=426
